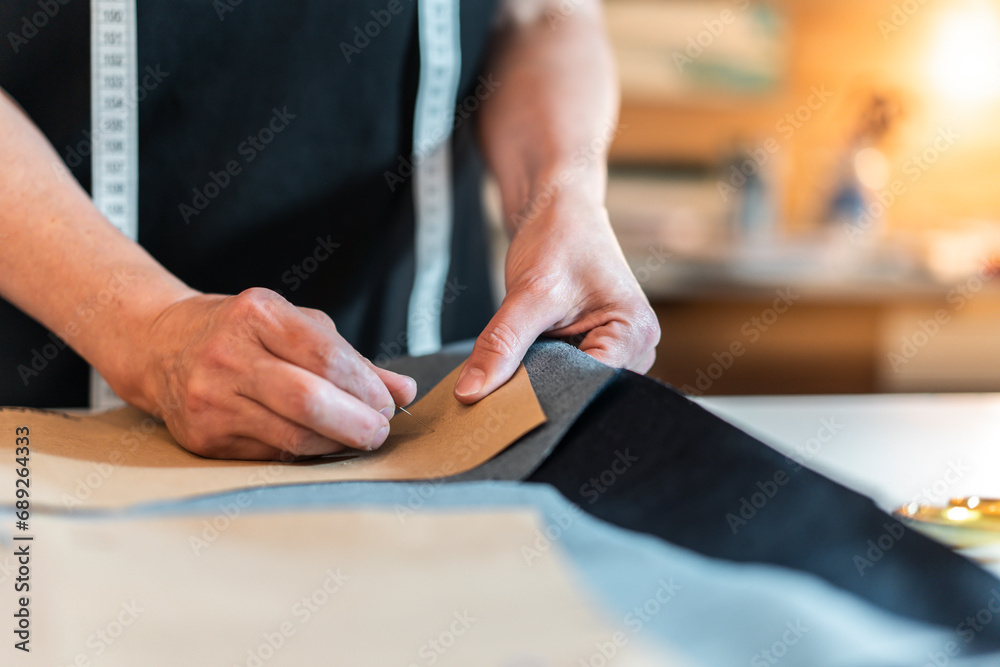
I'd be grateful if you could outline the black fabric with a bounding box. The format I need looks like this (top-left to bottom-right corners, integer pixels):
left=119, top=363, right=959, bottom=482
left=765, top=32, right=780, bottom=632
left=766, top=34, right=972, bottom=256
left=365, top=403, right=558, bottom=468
left=528, top=372, right=1000, bottom=653
left=0, top=0, right=499, bottom=407
left=0, top=0, right=93, bottom=408
left=451, top=341, right=619, bottom=481
left=388, top=338, right=1000, bottom=648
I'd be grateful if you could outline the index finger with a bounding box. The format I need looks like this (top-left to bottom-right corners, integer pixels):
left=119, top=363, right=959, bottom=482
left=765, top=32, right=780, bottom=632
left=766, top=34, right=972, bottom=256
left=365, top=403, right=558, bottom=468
left=242, top=292, right=396, bottom=420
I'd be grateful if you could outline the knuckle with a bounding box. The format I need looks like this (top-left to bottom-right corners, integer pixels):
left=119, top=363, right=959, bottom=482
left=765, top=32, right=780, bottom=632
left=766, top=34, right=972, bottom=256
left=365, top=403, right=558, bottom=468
left=183, top=375, right=216, bottom=418
left=477, top=321, right=522, bottom=359
left=344, top=412, right=384, bottom=449
left=348, top=368, right=391, bottom=408
left=311, top=343, right=342, bottom=378
left=637, top=308, right=661, bottom=349
left=304, top=308, right=337, bottom=332
left=625, top=300, right=660, bottom=349
left=273, top=424, right=311, bottom=456
left=181, top=433, right=207, bottom=455
left=198, top=337, right=235, bottom=371
left=182, top=429, right=223, bottom=458
left=237, top=286, right=279, bottom=305
left=284, top=382, right=319, bottom=425
left=229, top=288, right=281, bottom=331
left=316, top=347, right=388, bottom=410
left=516, top=271, right=560, bottom=296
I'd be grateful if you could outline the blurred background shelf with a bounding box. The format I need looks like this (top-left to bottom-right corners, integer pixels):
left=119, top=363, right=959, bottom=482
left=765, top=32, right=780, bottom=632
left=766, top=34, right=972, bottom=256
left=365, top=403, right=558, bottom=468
left=588, top=0, right=1000, bottom=395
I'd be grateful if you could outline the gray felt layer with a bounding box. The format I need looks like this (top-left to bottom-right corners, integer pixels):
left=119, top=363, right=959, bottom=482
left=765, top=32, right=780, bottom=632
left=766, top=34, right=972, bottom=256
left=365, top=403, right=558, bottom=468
left=380, top=339, right=619, bottom=481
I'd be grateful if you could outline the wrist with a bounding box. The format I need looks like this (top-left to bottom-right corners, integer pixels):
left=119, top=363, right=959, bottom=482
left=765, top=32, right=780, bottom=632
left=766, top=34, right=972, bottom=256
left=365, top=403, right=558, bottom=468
left=508, top=172, right=608, bottom=233
left=98, top=280, right=201, bottom=414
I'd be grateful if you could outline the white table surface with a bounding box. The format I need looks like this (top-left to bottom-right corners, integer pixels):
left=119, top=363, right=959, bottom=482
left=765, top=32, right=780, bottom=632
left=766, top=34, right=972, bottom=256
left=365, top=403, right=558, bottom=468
left=698, top=393, right=1000, bottom=572
left=697, top=393, right=1000, bottom=512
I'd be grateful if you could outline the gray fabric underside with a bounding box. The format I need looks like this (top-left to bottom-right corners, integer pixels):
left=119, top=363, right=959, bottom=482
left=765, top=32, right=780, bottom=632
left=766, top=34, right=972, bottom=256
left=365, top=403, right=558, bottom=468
left=380, top=338, right=619, bottom=481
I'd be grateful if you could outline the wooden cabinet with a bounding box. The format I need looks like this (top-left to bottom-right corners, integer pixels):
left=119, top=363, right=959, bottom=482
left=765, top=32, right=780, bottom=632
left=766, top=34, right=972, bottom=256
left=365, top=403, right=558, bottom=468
left=646, top=290, right=1000, bottom=395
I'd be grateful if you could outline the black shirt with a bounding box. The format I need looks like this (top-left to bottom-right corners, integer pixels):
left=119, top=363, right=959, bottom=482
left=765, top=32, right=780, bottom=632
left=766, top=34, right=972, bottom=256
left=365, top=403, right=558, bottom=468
left=0, top=0, right=500, bottom=407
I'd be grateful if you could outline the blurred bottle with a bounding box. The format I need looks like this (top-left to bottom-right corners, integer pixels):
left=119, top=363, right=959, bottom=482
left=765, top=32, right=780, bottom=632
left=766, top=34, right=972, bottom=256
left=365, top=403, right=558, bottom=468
left=723, top=140, right=780, bottom=246
left=823, top=94, right=900, bottom=241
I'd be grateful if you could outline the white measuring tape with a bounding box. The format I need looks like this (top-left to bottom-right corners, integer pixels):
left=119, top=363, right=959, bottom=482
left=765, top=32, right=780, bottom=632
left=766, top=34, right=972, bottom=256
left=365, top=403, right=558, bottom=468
left=407, top=0, right=462, bottom=357
left=89, top=0, right=138, bottom=409
left=84, top=0, right=458, bottom=408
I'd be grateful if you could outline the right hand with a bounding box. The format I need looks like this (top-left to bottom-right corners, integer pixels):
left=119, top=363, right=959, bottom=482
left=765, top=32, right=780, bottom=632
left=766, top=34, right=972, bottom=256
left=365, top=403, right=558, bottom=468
left=127, top=288, right=416, bottom=460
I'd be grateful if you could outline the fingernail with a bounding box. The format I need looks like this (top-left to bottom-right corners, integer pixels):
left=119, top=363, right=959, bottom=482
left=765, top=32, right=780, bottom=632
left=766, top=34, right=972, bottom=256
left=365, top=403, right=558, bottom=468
left=370, top=424, right=390, bottom=450
left=403, top=375, right=417, bottom=394
left=455, top=367, right=486, bottom=397
left=380, top=406, right=395, bottom=421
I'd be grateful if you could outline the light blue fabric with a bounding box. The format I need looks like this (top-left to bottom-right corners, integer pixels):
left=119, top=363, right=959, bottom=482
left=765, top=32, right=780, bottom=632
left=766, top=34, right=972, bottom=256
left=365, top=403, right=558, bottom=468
left=102, top=480, right=999, bottom=667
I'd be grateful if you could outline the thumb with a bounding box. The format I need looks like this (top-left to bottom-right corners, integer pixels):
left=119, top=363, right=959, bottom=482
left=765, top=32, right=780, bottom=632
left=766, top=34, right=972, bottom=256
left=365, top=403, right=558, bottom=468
left=454, top=290, right=554, bottom=404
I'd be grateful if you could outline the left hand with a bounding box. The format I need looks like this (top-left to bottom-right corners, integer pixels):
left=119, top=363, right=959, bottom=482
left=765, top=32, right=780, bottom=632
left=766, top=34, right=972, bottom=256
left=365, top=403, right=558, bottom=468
left=453, top=194, right=660, bottom=403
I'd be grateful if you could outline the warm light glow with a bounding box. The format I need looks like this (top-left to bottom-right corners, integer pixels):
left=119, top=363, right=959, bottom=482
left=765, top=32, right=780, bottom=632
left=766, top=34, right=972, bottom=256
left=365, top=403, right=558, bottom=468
left=854, top=147, right=891, bottom=190
left=928, top=1, right=1000, bottom=105
left=945, top=506, right=972, bottom=522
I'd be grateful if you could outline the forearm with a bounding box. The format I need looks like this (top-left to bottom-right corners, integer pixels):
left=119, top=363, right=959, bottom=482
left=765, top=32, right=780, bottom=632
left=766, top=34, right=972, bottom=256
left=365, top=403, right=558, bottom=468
left=478, top=0, right=619, bottom=231
left=0, top=88, right=197, bottom=403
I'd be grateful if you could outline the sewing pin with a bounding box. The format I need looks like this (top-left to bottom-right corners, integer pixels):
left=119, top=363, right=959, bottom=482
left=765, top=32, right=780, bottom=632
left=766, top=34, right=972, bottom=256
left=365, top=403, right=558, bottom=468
left=396, top=406, right=434, bottom=432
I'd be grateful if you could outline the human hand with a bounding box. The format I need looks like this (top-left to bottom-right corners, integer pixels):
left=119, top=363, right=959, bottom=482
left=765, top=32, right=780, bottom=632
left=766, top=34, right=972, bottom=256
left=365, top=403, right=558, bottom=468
left=454, top=196, right=660, bottom=403
left=132, top=288, right=416, bottom=460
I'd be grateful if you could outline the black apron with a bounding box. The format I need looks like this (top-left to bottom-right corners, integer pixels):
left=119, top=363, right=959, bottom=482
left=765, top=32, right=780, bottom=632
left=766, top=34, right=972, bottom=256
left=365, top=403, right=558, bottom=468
left=0, top=0, right=499, bottom=407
